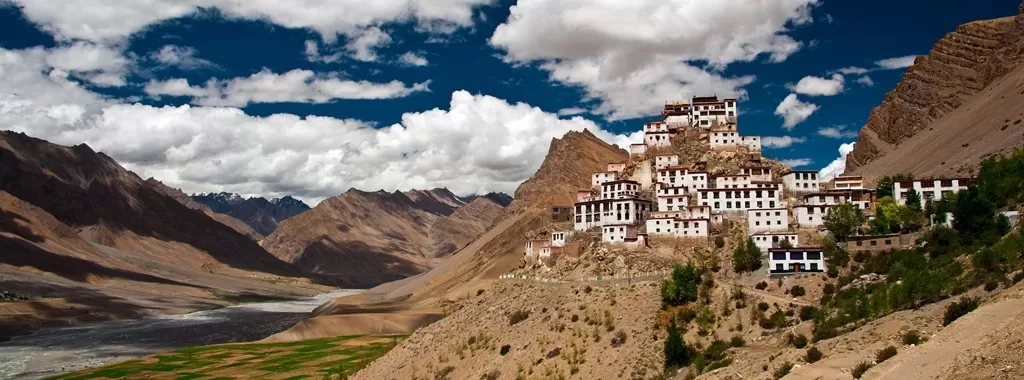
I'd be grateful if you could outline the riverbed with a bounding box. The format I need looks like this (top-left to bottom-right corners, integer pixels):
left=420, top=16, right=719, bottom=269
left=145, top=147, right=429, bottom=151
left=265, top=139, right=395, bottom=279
left=0, top=288, right=361, bottom=379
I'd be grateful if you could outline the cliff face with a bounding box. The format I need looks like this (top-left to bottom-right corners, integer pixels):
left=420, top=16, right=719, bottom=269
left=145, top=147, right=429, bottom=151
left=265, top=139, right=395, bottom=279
left=190, top=193, right=310, bottom=236
left=261, top=188, right=508, bottom=287
left=846, top=3, right=1024, bottom=173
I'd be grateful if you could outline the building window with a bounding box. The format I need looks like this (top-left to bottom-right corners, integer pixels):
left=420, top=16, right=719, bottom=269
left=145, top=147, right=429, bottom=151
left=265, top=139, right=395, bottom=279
left=771, top=252, right=786, bottom=260
left=884, top=239, right=892, bottom=245
left=807, top=251, right=821, bottom=260
left=789, top=252, right=803, bottom=260
left=870, top=241, right=877, bottom=246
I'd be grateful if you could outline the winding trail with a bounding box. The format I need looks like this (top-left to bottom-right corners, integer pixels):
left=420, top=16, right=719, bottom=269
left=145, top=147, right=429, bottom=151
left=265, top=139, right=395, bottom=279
left=0, top=289, right=361, bottom=380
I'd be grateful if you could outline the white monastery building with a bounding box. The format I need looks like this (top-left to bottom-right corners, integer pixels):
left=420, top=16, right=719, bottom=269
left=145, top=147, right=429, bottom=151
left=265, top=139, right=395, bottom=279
left=698, top=187, right=782, bottom=213
left=828, top=175, right=864, bottom=190
left=782, top=170, right=821, bottom=193
left=592, top=171, right=619, bottom=187
left=645, top=216, right=709, bottom=238
left=601, top=180, right=641, bottom=200
left=656, top=167, right=709, bottom=191
left=740, top=166, right=772, bottom=182
left=606, top=162, right=626, bottom=173
left=747, top=208, right=789, bottom=233
left=654, top=154, right=680, bottom=170
left=794, top=204, right=831, bottom=228
left=574, top=198, right=652, bottom=231
left=689, top=96, right=737, bottom=128
left=751, top=232, right=799, bottom=252
left=893, top=178, right=972, bottom=207
left=629, top=143, right=646, bottom=156
left=768, top=247, right=825, bottom=275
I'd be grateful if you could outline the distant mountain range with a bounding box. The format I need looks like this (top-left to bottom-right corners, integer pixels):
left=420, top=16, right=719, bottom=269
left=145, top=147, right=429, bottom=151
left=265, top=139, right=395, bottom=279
left=190, top=193, right=312, bottom=236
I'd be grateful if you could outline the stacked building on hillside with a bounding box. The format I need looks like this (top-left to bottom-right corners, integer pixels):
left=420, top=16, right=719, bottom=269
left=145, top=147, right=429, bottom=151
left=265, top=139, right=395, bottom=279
left=524, top=95, right=979, bottom=276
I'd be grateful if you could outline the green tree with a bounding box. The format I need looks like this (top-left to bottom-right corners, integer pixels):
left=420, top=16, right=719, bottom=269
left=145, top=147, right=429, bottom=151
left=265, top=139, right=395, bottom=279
left=664, top=319, right=690, bottom=369
left=905, top=189, right=923, bottom=212
left=733, top=237, right=763, bottom=272
left=876, top=173, right=914, bottom=199
left=870, top=197, right=903, bottom=235
left=823, top=203, right=864, bottom=241
left=662, top=263, right=701, bottom=306
left=778, top=238, right=794, bottom=249
left=953, top=187, right=998, bottom=243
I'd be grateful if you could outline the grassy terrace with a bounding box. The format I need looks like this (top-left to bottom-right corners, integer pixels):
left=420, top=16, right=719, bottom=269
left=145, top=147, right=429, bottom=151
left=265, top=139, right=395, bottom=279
left=50, top=334, right=404, bottom=380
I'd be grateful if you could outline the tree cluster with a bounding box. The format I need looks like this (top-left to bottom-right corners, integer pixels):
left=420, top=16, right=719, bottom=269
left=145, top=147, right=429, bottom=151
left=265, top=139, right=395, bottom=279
left=732, top=237, right=762, bottom=272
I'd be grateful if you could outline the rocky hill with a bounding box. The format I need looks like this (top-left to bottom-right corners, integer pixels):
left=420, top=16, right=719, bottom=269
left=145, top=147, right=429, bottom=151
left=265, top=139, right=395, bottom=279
left=260, top=188, right=508, bottom=287
left=846, top=2, right=1024, bottom=177
left=0, top=131, right=328, bottom=339
left=191, top=192, right=310, bottom=236
left=502, top=130, right=628, bottom=218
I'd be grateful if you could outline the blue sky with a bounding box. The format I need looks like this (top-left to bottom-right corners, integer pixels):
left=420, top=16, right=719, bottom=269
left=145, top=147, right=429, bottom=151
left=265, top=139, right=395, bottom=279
left=0, top=0, right=1020, bottom=204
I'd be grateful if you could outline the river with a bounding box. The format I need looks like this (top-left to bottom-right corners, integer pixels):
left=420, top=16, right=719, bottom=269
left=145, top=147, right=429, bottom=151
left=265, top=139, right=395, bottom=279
left=0, top=289, right=361, bottom=379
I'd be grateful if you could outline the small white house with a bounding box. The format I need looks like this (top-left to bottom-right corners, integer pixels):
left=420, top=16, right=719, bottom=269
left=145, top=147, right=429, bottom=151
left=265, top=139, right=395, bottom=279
left=657, top=194, right=691, bottom=212
left=829, top=175, right=864, bottom=190
left=551, top=231, right=569, bottom=247
left=741, top=166, right=772, bottom=182
left=629, top=143, right=647, bottom=156
left=600, top=180, right=641, bottom=200
left=607, top=162, right=626, bottom=173
left=714, top=175, right=752, bottom=189
left=893, top=178, right=971, bottom=208
left=645, top=132, right=673, bottom=148
left=709, top=130, right=740, bottom=150
left=747, top=208, right=789, bottom=234
left=656, top=167, right=709, bottom=191
left=782, top=170, right=820, bottom=193
left=602, top=224, right=635, bottom=243
left=654, top=154, right=680, bottom=170
left=698, top=187, right=782, bottom=213
left=751, top=232, right=799, bottom=252
left=592, top=171, right=619, bottom=187
left=768, top=247, right=825, bottom=275
left=794, top=205, right=831, bottom=228
left=741, top=136, right=761, bottom=152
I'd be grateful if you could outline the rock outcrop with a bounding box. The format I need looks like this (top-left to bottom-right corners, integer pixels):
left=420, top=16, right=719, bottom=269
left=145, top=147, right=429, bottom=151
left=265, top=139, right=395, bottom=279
left=846, top=2, right=1024, bottom=173
left=190, top=192, right=310, bottom=236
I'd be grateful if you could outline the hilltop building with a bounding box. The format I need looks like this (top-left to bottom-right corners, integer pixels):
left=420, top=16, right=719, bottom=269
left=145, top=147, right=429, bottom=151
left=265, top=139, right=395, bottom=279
left=893, top=178, right=971, bottom=207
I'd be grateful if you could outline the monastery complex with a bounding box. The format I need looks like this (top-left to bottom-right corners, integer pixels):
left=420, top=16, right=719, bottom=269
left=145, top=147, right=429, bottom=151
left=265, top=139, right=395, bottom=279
left=523, top=96, right=973, bottom=276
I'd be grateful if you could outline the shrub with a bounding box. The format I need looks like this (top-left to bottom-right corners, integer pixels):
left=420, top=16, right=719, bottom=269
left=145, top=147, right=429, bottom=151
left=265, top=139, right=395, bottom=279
left=611, top=329, right=627, bottom=347
left=822, top=283, right=836, bottom=296
left=851, top=361, right=873, bottom=379
left=729, top=335, right=745, bottom=347
left=755, top=281, right=768, bottom=290
left=676, top=307, right=698, bottom=324
left=703, top=339, right=730, bottom=361
left=827, top=265, right=840, bottom=278
left=571, top=314, right=579, bottom=322
left=715, top=235, right=726, bottom=248
left=805, top=346, right=823, bottom=363
left=902, top=330, right=922, bottom=345
left=772, top=362, right=793, bottom=379
left=733, top=237, right=763, bottom=272
left=481, top=370, right=500, bottom=380
left=584, top=285, right=593, bottom=293
left=943, top=297, right=980, bottom=326
left=435, top=366, right=455, bottom=380
left=757, top=302, right=770, bottom=312
left=790, top=285, right=806, bottom=297
left=876, top=346, right=898, bottom=363
left=509, top=310, right=531, bottom=325
left=799, top=305, right=819, bottom=321
left=476, top=289, right=485, bottom=296
left=788, top=333, right=808, bottom=349
left=984, top=280, right=999, bottom=291
left=499, top=345, right=511, bottom=355
left=1013, top=271, right=1024, bottom=284
left=853, top=250, right=871, bottom=263
left=662, top=263, right=702, bottom=306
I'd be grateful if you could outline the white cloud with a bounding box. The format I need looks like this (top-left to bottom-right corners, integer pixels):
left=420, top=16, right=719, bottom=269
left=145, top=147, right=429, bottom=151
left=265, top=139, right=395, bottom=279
left=788, top=73, right=844, bottom=96
left=144, top=69, right=431, bottom=107
left=8, top=0, right=491, bottom=44
left=151, top=45, right=217, bottom=70
left=774, top=94, right=818, bottom=129
left=304, top=40, right=343, bottom=63
left=557, top=107, right=587, bottom=116
left=818, top=142, right=855, bottom=181
left=762, top=135, right=806, bottom=148
left=781, top=158, right=812, bottom=168
left=817, top=125, right=858, bottom=139
left=489, top=0, right=818, bottom=120
left=875, top=55, right=918, bottom=69
left=345, top=26, right=392, bottom=62
left=41, top=42, right=128, bottom=86
left=836, top=66, right=868, bottom=75
left=2, top=47, right=638, bottom=204
left=398, top=52, right=429, bottom=67
left=856, top=76, right=874, bottom=86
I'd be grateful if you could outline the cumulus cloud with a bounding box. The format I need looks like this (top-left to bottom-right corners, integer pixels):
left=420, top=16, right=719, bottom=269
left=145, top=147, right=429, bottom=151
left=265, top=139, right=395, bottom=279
left=557, top=107, right=587, bottom=116
left=2, top=47, right=638, bottom=204
left=875, top=55, right=919, bottom=69
left=836, top=66, right=868, bottom=75
left=489, top=0, right=818, bottom=120
left=817, top=125, right=858, bottom=139
left=345, top=26, right=392, bottom=62
left=856, top=76, right=874, bottom=86
left=144, top=69, right=431, bottom=107
left=762, top=135, right=807, bottom=148
left=818, top=142, right=856, bottom=181
left=774, top=94, right=818, bottom=129
left=781, top=158, right=812, bottom=168
left=150, top=45, right=217, bottom=70
left=788, top=74, right=844, bottom=96
left=7, top=0, right=490, bottom=44
left=304, top=40, right=343, bottom=63
left=399, top=52, right=429, bottom=66
left=41, top=42, right=128, bottom=86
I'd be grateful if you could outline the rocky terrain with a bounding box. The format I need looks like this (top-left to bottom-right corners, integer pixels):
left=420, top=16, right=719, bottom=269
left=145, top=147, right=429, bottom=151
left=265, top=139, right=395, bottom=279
left=0, top=131, right=329, bottom=339
left=191, top=192, right=311, bottom=236
left=260, top=188, right=509, bottom=287
left=148, top=180, right=264, bottom=241
left=846, top=1, right=1024, bottom=176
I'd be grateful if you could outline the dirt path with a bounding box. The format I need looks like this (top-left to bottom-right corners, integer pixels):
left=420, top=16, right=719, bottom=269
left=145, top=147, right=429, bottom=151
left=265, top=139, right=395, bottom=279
left=864, top=296, right=1024, bottom=379
left=742, top=287, right=815, bottom=307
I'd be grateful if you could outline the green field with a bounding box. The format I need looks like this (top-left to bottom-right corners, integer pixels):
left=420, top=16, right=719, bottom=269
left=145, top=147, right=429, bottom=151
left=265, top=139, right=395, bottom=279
left=49, top=334, right=404, bottom=380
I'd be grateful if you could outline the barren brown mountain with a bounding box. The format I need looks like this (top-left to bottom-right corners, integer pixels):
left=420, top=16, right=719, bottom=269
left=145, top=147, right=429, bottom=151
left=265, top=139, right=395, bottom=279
left=261, top=188, right=508, bottom=287
left=147, top=179, right=265, bottom=241
left=846, top=2, right=1024, bottom=178
left=0, top=132, right=328, bottom=339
